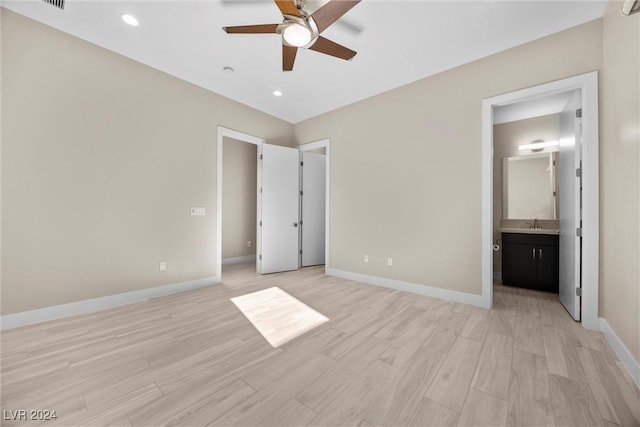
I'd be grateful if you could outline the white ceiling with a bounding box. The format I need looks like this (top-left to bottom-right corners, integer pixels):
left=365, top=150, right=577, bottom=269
left=3, top=0, right=608, bottom=124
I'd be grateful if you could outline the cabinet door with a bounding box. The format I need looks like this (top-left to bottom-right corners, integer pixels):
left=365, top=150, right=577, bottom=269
left=537, top=244, right=560, bottom=292
left=502, top=243, right=537, bottom=289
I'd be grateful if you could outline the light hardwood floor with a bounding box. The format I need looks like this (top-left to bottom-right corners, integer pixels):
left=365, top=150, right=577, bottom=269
left=1, top=263, right=638, bottom=426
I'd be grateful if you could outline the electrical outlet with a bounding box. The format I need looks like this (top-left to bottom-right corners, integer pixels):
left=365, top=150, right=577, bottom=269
left=159, top=261, right=167, bottom=272
left=247, top=240, right=252, bottom=248
left=387, top=257, right=393, bottom=266
left=190, top=207, right=206, bottom=216
left=364, top=255, right=369, bottom=263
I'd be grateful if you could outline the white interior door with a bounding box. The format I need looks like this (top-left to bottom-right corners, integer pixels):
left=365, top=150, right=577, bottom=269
left=558, top=90, right=582, bottom=320
left=259, top=144, right=300, bottom=274
left=301, top=152, right=326, bottom=267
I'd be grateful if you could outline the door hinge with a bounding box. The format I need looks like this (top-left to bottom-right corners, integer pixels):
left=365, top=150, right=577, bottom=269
left=300, top=161, right=304, bottom=166
left=259, top=154, right=263, bottom=160
left=259, top=220, right=262, bottom=227
left=300, top=249, right=303, bottom=255
left=260, top=187, right=263, bottom=193
left=576, top=227, right=582, bottom=237
left=575, top=168, right=581, bottom=178
left=553, top=191, right=556, bottom=196
left=299, top=220, right=303, bottom=226
left=259, top=254, right=262, bottom=260
left=300, top=190, right=303, bottom=196
left=576, top=108, right=582, bottom=118
left=576, top=288, right=582, bottom=297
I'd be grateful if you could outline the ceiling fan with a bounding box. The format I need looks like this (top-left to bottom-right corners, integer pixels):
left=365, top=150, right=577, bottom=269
left=222, top=0, right=361, bottom=71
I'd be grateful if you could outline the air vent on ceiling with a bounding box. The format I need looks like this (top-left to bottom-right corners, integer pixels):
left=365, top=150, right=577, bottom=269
left=41, top=0, right=65, bottom=10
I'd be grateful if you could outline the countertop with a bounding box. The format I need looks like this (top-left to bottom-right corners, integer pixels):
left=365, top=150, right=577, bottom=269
left=499, top=227, right=560, bottom=235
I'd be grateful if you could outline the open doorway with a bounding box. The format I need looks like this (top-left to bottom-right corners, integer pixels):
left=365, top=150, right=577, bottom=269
left=221, top=137, right=258, bottom=268
left=299, top=139, right=330, bottom=272
left=482, top=72, right=599, bottom=330
left=216, top=127, right=264, bottom=281
left=492, top=89, right=582, bottom=321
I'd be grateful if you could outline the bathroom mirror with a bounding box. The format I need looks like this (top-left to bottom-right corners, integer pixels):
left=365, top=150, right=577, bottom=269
left=502, top=152, right=558, bottom=220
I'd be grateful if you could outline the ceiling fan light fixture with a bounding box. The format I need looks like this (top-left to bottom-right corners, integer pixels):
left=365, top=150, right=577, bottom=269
left=282, top=23, right=312, bottom=47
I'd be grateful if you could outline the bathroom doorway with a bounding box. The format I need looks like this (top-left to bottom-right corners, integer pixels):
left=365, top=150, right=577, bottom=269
left=482, top=72, right=599, bottom=329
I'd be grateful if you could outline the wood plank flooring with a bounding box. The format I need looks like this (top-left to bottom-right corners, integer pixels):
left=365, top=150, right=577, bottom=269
left=1, top=263, right=638, bottom=426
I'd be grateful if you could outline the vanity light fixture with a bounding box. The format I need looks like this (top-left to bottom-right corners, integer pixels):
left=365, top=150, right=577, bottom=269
left=518, top=140, right=559, bottom=151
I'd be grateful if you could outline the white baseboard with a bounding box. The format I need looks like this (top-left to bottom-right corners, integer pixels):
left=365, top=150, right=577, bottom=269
left=326, top=268, right=489, bottom=308
left=0, top=276, right=220, bottom=330
left=222, top=255, right=256, bottom=265
left=599, top=317, right=640, bottom=389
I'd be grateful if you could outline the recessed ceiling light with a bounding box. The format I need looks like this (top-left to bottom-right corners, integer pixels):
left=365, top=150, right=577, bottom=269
left=273, top=90, right=283, bottom=97
left=121, top=14, right=139, bottom=27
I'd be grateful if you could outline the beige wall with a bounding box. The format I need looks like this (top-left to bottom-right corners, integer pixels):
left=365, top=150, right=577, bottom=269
left=1, top=10, right=294, bottom=314
left=222, top=137, right=257, bottom=259
left=295, top=20, right=602, bottom=295
left=493, top=114, right=560, bottom=272
left=600, top=2, right=640, bottom=362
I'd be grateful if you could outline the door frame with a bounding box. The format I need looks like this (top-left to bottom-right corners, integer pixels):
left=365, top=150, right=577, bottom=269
left=216, top=126, right=264, bottom=281
left=298, top=139, right=331, bottom=272
left=482, top=71, right=599, bottom=329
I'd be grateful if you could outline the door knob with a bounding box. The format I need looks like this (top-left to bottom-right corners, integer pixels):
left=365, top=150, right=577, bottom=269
left=292, top=222, right=298, bottom=227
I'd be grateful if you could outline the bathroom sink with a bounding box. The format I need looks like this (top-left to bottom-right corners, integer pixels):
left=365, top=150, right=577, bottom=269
left=499, top=227, right=560, bottom=235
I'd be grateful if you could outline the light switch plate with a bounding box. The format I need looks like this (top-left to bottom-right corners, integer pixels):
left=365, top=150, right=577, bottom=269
left=159, top=261, right=167, bottom=272
left=191, top=207, right=206, bottom=216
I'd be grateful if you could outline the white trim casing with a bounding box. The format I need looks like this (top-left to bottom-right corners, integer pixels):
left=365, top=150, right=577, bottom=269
left=1, top=277, right=219, bottom=330
left=482, top=100, right=494, bottom=309
left=599, top=317, right=640, bottom=389
left=298, top=139, right=331, bottom=272
left=222, top=255, right=257, bottom=265
left=327, top=268, right=487, bottom=308
left=482, top=71, right=599, bottom=329
left=216, top=126, right=265, bottom=279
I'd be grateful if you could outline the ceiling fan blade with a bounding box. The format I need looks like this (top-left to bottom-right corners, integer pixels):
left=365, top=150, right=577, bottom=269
left=308, top=36, right=356, bottom=60
left=283, top=44, right=298, bottom=71
left=311, top=0, right=360, bottom=33
left=223, top=24, right=279, bottom=34
left=274, top=0, right=302, bottom=17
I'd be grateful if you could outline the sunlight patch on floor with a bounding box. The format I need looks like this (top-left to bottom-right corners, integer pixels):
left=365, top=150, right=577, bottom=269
left=230, top=287, right=329, bottom=348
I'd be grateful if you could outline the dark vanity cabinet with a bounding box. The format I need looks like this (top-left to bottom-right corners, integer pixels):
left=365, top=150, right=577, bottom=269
left=502, top=233, right=559, bottom=292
